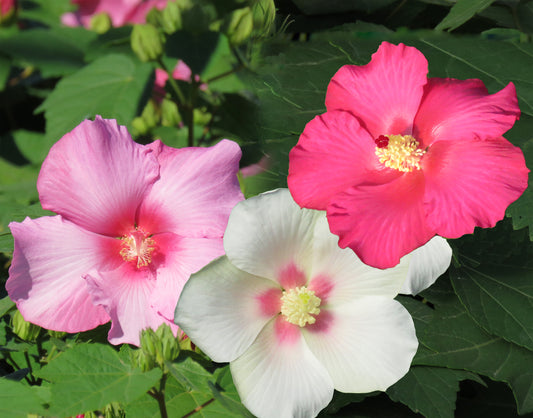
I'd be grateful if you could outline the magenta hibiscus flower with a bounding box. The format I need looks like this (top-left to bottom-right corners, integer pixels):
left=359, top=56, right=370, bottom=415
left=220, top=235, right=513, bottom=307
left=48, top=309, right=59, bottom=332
left=288, top=42, right=529, bottom=269
left=6, top=116, right=243, bottom=345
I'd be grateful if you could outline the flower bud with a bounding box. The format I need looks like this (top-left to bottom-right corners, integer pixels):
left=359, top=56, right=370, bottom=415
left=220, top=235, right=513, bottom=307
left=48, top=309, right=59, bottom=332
left=48, top=330, right=67, bottom=339
left=223, top=7, right=254, bottom=46
left=12, top=310, right=40, bottom=342
left=161, top=1, right=182, bottom=34
left=89, top=12, right=112, bottom=34
left=131, top=24, right=164, bottom=62
left=0, top=0, right=16, bottom=26
left=161, top=98, right=181, bottom=127
left=251, top=0, right=275, bottom=37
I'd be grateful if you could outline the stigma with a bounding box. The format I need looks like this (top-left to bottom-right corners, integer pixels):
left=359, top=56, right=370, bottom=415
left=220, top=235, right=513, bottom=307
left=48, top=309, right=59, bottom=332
left=374, top=134, right=425, bottom=172
left=120, top=230, right=156, bottom=268
left=280, top=286, right=321, bottom=327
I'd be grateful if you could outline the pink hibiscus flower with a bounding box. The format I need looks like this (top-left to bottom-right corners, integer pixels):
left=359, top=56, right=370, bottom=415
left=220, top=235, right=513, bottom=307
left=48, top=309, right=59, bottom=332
left=6, top=116, right=243, bottom=345
left=62, top=0, right=168, bottom=28
left=288, top=42, right=529, bottom=269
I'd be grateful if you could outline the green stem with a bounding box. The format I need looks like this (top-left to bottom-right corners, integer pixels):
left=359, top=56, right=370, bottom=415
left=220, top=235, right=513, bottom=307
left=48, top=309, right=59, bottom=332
left=148, top=373, right=169, bottom=418
left=205, top=64, right=244, bottom=84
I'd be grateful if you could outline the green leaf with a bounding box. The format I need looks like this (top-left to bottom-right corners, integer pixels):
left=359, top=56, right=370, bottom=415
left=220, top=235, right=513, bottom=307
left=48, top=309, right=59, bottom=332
left=165, top=31, right=221, bottom=75
left=12, top=130, right=55, bottom=165
left=166, top=356, right=212, bottom=393
left=0, top=295, right=15, bottom=317
left=0, top=378, right=47, bottom=417
left=200, top=34, right=245, bottom=92
left=0, top=54, right=11, bottom=91
left=19, top=0, right=75, bottom=28
left=35, top=343, right=162, bottom=417
left=414, top=278, right=533, bottom=414
left=0, top=28, right=96, bottom=77
left=387, top=367, right=482, bottom=418
left=37, top=54, right=153, bottom=142
left=451, top=264, right=533, bottom=351
left=435, top=0, right=497, bottom=31
left=290, top=0, right=398, bottom=15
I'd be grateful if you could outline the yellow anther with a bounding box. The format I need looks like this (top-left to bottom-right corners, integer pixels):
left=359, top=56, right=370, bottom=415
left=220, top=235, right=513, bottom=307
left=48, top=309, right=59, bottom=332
left=280, top=286, right=321, bottom=327
left=120, top=230, right=156, bottom=268
left=375, top=134, right=425, bottom=172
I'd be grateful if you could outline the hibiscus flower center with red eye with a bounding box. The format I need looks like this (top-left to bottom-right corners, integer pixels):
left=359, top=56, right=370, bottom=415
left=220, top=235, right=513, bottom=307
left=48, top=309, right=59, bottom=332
left=119, top=229, right=157, bottom=268
left=374, top=134, right=426, bottom=172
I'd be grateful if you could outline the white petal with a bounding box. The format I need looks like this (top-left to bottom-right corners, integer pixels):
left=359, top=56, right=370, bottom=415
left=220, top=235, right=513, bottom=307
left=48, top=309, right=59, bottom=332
left=400, top=236, right=452, bottom=295
left=224, top=189, right=322, bottom=285
left=175, top=256, right=280, bottom=363
left=304, top=297, right=418, bottom=393
left=231, top=317, right=334, bottom=418
left=308, top=216, right=410, bottom=305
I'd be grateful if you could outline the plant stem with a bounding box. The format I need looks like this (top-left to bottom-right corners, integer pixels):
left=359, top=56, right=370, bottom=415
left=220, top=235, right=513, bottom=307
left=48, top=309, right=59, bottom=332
left=181, top=398, right=215, bottom=418
left=205, top=64, right=244, bottom=84
left=148, top=373, right=169, bottom=418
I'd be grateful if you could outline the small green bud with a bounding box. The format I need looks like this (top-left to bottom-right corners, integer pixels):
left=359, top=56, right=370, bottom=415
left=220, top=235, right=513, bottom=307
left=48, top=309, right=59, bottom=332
left=251, top=0, right=275, bottom=37
left=48, top=330, right=67, bottom=339
left=161, top=1, right=183, bottom=34
left=12, top=310, right=41, bottom=342
left=193, top=108, right=211, bottom=126
left=223, top=7, right=254, bottom=46
left=161, top=98, right=181, bottom=127
left=140, top=328, right=158, bottom=358
left=89, top=12, right=112, bottom=33
left=145, top=7, right=163, bottom=27
left=131, top=24, right=164, bottom=62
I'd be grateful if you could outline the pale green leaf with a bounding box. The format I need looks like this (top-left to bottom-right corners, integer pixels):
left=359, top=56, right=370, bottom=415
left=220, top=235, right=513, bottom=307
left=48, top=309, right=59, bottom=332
left=35, top=343, right=162, bottom=417
left=37, top=54, right=153, bottom=143
left=0, top=378, right=47, bottom=417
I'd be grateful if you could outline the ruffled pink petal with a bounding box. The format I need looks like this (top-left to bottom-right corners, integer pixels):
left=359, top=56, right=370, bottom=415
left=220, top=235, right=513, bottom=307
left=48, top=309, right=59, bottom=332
left=325, top=42, right=428, bottom=138
left=327, top=172, right=434, bottom=269
left=303, top=297, right=418, bottom=393
left=122, top=0, right=168, bottom=25
left=230, top=317, right=334, bottom=418
left=37, top=116, right=160, bottom=237
left=414, top=78, right=520, bottom=147
left=149, top=233, right=224, bottom=322
left=172, top=60, right=193, bottom=82
left=6, top=216, right=118, bottom=332
left=85, top=263, right=166, bottom=346
left=138, top=139, right=243, bottom=238
left=422, top=138, right=529, bottom=238
left=289, top=110, right=398, bottom=210
left=175, top=256, right=281, bottom=363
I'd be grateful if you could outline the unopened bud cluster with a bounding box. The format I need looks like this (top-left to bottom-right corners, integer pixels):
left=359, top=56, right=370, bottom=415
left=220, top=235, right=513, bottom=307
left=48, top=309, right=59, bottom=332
left=135, top=324, right=180, bottom=372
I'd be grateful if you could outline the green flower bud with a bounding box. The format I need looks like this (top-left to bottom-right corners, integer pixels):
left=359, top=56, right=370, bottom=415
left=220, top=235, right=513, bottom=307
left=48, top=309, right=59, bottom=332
left=89, top=12, right=112, bottom=34
left=145, top=7, right=163, bottom=27
left=161, top=98, right=181, bottom=127
left=223, top=7, right=254, bottom=46
left=131, top=24, right=164, bottom=62
left=140, top=328, right=158, bottom=359
left=161, top=1, right=183, bottom=34
left=193, top=108, right=211, bottom=126
left=251, top=0, right=275, bottom=37
left=12, top=310, right=41, bottom=342
left=48, top=330, right=67, bottom=339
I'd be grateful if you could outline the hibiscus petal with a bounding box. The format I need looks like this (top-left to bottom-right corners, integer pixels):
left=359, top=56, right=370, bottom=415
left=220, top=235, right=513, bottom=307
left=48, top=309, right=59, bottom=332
left=308, top=215, right=410, bottom=305
left=326, top=42, right=428, bottom=138
left=288, top=110, right=398, bottom=210
left=414, top=78, right=520, bottom=147
left=6, top=216, right=115, bottom=332
left=423, top=138, right=529, bottom=238
left=175, top=256, right=281, bottom=363
left=85, top=264, right=167, bottom=346
left=230, top=317, right=334, bottom=418
left=37, top=116, right=160, bottom=237
left=150, top=233, right=224, bottom=322
left=224, top=189, right=322, bottom=284
left=327, top=172, right=434, bottom=269
left=304, top=297, right=418, bottom=393
left=138, top=139, right=243, bottom=238
left=400, top=236, right=452, bottom=295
